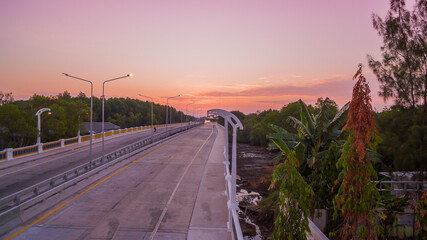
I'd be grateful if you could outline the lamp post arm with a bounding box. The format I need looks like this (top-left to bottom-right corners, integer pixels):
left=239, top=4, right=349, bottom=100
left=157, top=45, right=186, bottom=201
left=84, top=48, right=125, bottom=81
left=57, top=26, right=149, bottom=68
left=62, top=73, right=92, bottom=85
left=62, top=73, right=94, bottom=169
left=102, top=74, right=131, bottom=160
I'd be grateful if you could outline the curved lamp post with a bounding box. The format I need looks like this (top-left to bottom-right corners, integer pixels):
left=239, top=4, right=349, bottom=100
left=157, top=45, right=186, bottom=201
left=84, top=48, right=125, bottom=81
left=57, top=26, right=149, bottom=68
left=35, top=108, right=51, bottom=149
left=62, top=73, right=94, bottom=168
left=138, top=94, right=154, bottom=134
left=102, top=74, right=132, bottom=159
left=165, top=95, right=181, bottom=130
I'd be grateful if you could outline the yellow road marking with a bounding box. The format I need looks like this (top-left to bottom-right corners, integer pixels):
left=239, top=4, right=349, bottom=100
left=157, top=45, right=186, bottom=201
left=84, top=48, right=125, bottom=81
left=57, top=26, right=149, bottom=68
left=6, top=133, right=188, bottom=240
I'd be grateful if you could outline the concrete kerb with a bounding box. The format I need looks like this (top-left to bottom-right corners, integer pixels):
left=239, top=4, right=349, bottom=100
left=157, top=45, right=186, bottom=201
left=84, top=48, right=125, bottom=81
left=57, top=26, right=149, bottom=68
left=0, top=125, right=201, bottom=238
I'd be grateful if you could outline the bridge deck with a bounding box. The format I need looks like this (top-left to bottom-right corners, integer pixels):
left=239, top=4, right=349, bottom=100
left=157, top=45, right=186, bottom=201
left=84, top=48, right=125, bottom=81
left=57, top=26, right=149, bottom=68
left=6, top=124, right=231, bottom=240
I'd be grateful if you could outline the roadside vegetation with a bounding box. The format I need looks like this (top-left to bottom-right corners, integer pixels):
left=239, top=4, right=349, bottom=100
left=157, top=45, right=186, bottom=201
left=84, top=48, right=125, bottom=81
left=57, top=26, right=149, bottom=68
left=233, top=0, right=426, bottom=239
left=0, top=91, right=190, bottom=149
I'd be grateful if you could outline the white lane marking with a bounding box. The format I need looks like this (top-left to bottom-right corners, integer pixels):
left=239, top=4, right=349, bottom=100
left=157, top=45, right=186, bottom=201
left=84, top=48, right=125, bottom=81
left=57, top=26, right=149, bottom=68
left=149, top=127, right=214, bottom=240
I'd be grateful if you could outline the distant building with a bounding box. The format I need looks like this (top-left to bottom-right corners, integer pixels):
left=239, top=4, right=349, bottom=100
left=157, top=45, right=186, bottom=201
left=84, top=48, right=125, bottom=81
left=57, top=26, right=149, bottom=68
left=80, top=122, right=120, bottom=135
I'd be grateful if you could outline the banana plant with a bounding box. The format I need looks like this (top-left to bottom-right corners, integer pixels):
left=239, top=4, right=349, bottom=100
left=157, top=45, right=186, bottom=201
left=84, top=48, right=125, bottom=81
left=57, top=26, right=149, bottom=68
left=268, top=98, right=350, bottom=168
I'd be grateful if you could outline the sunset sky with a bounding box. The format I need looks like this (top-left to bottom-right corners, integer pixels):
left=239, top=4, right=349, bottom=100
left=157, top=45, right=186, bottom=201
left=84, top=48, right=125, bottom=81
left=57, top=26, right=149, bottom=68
left=0, top=0, right=403, bottom=115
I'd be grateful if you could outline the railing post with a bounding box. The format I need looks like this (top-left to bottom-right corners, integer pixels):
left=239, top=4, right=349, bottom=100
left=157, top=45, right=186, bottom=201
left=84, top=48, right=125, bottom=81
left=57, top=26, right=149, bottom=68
left=60, top=139, right=65, bottom=148
left=224, top=119, right=229, bottom=164
left=38, top=143, right=43, bottom=153
left=231, top=125, right=237, bottom=206
left=6, top=148, right=13, bottom=160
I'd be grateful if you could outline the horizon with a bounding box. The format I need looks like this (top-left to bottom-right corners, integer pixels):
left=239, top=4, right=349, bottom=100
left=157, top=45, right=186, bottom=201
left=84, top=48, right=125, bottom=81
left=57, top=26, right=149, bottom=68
left=1, top=0, right=406, bottom=115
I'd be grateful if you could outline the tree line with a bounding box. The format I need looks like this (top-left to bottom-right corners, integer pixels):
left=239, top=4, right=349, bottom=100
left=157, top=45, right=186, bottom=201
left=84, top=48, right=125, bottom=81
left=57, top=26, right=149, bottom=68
left=0, top=91, right=191, bottom=149
left=230, top=98, right=424, bottom=172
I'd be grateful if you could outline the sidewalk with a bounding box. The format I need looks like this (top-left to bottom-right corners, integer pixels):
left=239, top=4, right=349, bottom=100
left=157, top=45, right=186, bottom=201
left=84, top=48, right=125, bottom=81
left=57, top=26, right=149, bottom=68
left=188, top=124, right=232, bottom=240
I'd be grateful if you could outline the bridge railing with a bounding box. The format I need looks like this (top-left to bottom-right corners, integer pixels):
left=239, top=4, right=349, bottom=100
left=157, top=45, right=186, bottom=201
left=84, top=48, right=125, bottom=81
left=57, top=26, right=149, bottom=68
left=0, top=123, right=188, bottom=162
left=0, top=122, right=202, bottom=219
left=208, top=109, right=244, bottom=240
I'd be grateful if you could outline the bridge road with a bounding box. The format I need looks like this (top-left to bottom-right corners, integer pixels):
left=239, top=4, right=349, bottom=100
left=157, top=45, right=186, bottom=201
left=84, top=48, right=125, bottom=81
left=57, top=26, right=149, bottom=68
left=0, top=125, right=185, bottom=198
left=5, top=124, right=231, bottom=240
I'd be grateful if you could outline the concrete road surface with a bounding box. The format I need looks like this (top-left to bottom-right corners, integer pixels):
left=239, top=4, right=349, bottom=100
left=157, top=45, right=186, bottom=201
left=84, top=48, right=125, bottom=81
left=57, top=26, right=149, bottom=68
left=4, top=124, right=231, bottom=240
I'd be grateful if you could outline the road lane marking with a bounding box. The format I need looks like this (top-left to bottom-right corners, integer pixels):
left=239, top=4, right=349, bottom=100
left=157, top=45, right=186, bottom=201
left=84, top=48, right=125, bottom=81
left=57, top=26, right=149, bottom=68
left=149, top=126, right=214, bottom=240
left=5, top=132, right=189, bottom=240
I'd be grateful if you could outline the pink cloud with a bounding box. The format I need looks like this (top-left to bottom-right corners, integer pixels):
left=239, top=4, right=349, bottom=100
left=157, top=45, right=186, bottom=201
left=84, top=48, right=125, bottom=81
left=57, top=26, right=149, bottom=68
left=197, top=77, right=355, bottom=98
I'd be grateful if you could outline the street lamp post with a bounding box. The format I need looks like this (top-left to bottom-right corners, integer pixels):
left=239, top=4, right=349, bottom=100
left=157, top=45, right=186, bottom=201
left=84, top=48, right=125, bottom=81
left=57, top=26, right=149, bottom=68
left=62, top=73, right=94, bottom=168
left=35, top=108, right=51, bottom=152
left=186, top=103, right=193, bottom=122
left=77, top=109, right=87, bottom=143
left=165, top=95, right=181, bottom=130
left=138, top=94, right=154, bottom=134
left=102, top=74, right=132, bottom=159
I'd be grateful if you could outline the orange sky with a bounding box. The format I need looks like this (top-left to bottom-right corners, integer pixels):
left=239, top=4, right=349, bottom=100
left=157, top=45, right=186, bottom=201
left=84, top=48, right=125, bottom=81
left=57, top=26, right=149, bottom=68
left=1, top=0, right=398, bottom=115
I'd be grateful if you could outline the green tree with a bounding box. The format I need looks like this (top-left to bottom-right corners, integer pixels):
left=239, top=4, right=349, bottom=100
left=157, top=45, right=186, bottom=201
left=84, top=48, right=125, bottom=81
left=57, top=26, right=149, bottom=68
left=375, top=106, right=425, bottom=171
left=267, top=98, right=350, bottom=236
left=376, top=193, right=411, bottom=239
left=43, top=104, right=67, bottom=141
left=415, top=190, right=427, bottom=239
left=269, top=138, right=313, bottom=239
left=368, top=0, right=426, bottom=177
left=367, top=0, right=426, bottom=111
left=0, top=91, right=14, bottom=105
left=0, top=104, right=37, bottom=148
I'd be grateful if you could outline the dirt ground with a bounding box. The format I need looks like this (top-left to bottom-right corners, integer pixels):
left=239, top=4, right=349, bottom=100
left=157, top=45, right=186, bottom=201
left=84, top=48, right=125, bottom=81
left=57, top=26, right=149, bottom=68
left=234, top=143, right=277, bottom=239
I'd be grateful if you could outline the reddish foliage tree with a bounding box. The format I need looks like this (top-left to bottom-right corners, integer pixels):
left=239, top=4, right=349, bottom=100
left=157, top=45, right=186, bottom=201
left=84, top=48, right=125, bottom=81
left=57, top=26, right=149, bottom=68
left=344, top=65, right=376, bottom=162
left=333, top=65, right=381, bottom=239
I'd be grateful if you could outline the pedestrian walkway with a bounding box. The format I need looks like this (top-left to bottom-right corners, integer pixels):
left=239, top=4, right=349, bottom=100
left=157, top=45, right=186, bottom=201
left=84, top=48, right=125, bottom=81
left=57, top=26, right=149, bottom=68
left=188, top=124, right=230, bottom=240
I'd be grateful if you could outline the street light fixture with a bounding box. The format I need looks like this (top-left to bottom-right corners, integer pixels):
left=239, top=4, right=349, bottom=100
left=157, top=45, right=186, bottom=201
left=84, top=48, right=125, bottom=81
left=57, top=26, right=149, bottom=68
left=138, top=94, right=154, bottom=134
left=165, top=95, right=181, bottom=130
left=102, top=74, right=132, bottom=159
left=62, top=73, right=94, bottom=168
left=35, top=108, right=51, bottom=148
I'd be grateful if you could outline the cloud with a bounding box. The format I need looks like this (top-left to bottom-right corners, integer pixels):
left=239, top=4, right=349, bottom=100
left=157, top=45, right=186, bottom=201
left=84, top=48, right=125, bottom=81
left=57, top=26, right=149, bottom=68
left=197, top=76, right=355, bottom=99
left=224, top=83, right=262, bottom=90
left=291, top=74, right=304, bottom=78
left=184, top=74, right=210, bottom=79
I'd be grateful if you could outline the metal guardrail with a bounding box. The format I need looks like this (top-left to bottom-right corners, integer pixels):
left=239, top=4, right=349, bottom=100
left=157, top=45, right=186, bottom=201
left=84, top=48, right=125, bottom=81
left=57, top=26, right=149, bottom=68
left=12, top=146, right=38, bottom=158
left=64, top=137, right=78, bottom=146
left=0, top=123, right=186, bottom=161
left=43, top=140, right=61, bottom=151
left=224, top=154, right=244, bottom=240
left=0, top=123, right=202, bottom=215
left=373, top=180, right=426, bottom=192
